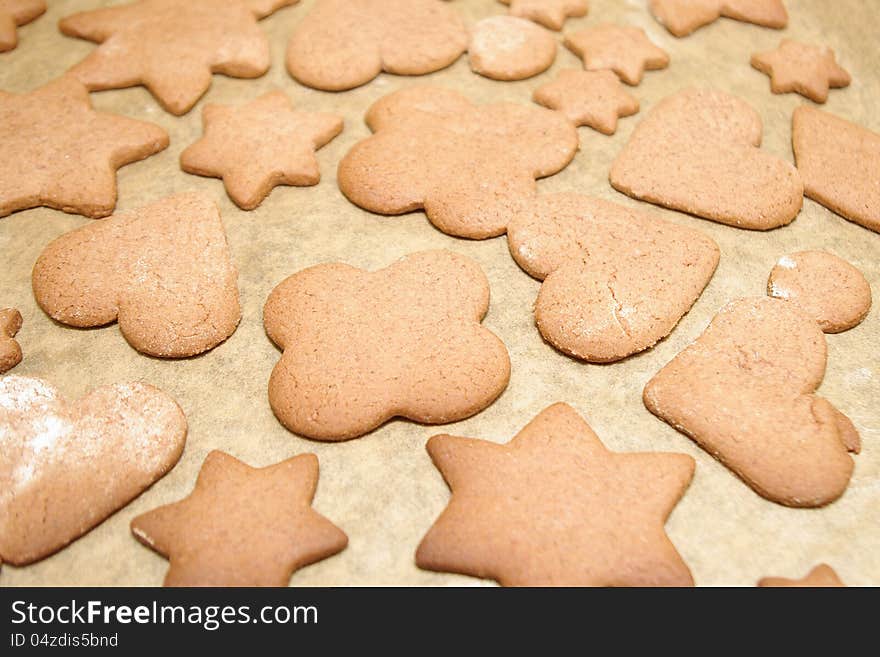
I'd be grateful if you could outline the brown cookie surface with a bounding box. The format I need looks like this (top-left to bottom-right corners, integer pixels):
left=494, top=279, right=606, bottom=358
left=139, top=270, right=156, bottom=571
left=758, top=563, right=845, bottom=587
left=0, top=308, right=22, bottom=373
left=0, top=76, right=168, bottom=219
left=792, top=106, right=880, bottom=234
left=264, top=250, right=511, bottom=441
left=751, top=39, right=850, bottom=104
left=498, top=0, right=588, bottom=31
left=0, top=0, right=45, bottom=52
left=610, top=87, right=803, bottom=230
left=564, top=24, right=669, bottom=86
left=507, top=193, right=719, bottom=362
left=650, top=0, right=788, bottom=37
left=131, top=451, right=347, bottom=587
left=768, top=251, right=871, bottom=333
left=0, top=376, right=186, bottom=566
left=416, top=402, right=696, bottom=587
left=338, top=86, right=578, bottom=239
left=180, top=91, right=344, bottom=210
left=644, top=297, right=859, bottom=507
left=33, top=192, right=241, bottom=358
left=286, top=0, right=468, bottom=91
left=60, top=0, right=296, bottom=116
left=533, top=69, right=639, bottom=135
left=469, top=16, right=557, bottom=81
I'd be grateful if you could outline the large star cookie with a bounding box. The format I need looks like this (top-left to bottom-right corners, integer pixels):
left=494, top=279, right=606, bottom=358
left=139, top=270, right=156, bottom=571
left=131, top=451, right=348, bottom=587
left=0, top=76, right=168, bottom=219
left=338, top=86, right=577, bottom=239
left=758, top=564, right=845, bottom=587
left=498, top=0, right=588, bottom=31
left=181, top=91, right=344, bottom=210
left=287, top=0, right=468, bottom=91
left=264, top=250, right=511, bottom=441
left=60, top=0, right=297, bottom=115
left=650, top=0, right=788, bottom=37
left=751, top=39, right=850, bottom=103
left=564, top=24, right=669, bottom=85
left=416, top=403, right=696, bottom=586
left=533, top=69, right=639, bottom=134
left=0, top=0, right=45, bottom=52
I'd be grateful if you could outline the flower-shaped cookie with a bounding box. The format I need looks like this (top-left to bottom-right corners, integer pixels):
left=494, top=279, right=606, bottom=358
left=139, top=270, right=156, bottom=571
left=338, top=87, right=578, bottom=239
left=264, top=250, right=511, bottom=441
left=287, top=0, right=468, bottom=91
left=0, top=0, right=45, bottom=52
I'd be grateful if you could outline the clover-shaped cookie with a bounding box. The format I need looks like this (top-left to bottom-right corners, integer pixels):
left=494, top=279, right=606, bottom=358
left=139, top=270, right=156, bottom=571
left=287, top=0, right=468, bottom=91
left=650, top=0, right=788, bottom=37
left=0, top=376, right=186, bottom=565
left=338, top=87, right=578, bottom=239
left=508, top=194, right=719, bottom=362
left=0, top=0, right=45, bottom=52
left=33, top=192, right=241, bottom=358
left=0, top=308, right=22, bottom=373
left=60, top=0, right=297, bottom=115
left=264, top=250, right=511, bottom=441
left=610, top=87, right=803, bottom=229
left=644, top=297, right=860, bottom=507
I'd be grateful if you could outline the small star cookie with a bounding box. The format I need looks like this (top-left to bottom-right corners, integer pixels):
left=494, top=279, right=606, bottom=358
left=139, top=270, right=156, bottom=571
left=751, top=39, right=850, bottom=104
left=564, top=24, right=669, bottom=85
left=0, top=0, right=45, bottom=52
left=181, top=91, right=344, bottom=210
left=533, top=69, right=639, bottom=134
left=0, top=76, right=168, bottom=219
left=650, top=0, right=788, bottom=38
left=417, top=403, right=696, bottom=587
left=759, top=564, right=845, bottom=587
left=498, top=0, right=588, bottom=31
left=131, top=451, right=348, bottom=587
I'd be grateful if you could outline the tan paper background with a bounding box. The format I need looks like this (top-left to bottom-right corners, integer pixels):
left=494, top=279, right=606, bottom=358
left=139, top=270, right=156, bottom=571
left=1, top=0, right=878, bottom=587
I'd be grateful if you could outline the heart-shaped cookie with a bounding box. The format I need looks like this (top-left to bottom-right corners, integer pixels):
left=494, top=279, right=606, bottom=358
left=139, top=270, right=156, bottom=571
left=32, top=192, right=241, bottom=358
left=0, top=376, right=186, bottom=565
left=507, top=194, right=719, bottom=362
left=610, top=88, right=803, bottom=230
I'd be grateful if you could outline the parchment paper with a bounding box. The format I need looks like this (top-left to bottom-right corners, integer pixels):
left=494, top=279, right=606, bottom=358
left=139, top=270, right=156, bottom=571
left=1, top=0, right=878, bottom=587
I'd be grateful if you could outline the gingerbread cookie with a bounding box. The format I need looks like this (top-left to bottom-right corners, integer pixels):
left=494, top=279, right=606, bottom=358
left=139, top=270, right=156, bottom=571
left=32, top=192, right=241, bottom=358
left=60, top=0, right=297, bottom=116
left=338, top=86, right=578, bottom=239
left=650, top=0, right=788, bottom=38
left=644, top=297, right=859, bottom=507
left=0, top=376, right=186, bottom=566
left=758, top=564, right=845, bottom=587
left=610, top=88, right=803, bottom=229
left=469, top=16, right=557, bottom=81
left=0, top=0, right=45, bottom=52
left=768, top=251, right=871, bottom=333
left=508, top=194, right=719, bottom=362
left=264, top=250, right=511, bottom=441
left=180, top=91, right=344, bottom=210
left=498, top=0, right=588, bottom=31
left=131, top=451, right=347, bottom=587
left=751, top=40, right=850, bottom=104
left=0, top=308, right=22, bottom=373
left=287, top=0, right=468, bottom=91
left=416, top=403, right=695, bottom=586
left=0, top=76, right=168, bottom=219
left=792, top=106, right=880, bottom=234
left=533, top=69, right=639, bottom=135
left=564, top=24, right=669, bottom=86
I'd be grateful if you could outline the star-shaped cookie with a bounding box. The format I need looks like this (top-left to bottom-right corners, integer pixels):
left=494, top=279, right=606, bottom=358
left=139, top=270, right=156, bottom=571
left=131, top=451, right=348, bottom=587
left=0, top=308, right=22, bottom=373
left=758, top=564, right=845, bottom=587
left=564, top=24, right=670, bottom=85
left=533, top=69, right=639, bottom=134
left=416, top=403, right=695, bottom=586
left=181, top=91, right=344, bottom=210
left=751, top=39, right=850, bottom=104
left=59, top=0, right=298, bottom=115
left=499, top=0, right=589, bottom=31
left=0, top=76, right=168, bottom=219
left=0, top=0, right=45, bottom=52
left=650, top=0, right=788, bottom=38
